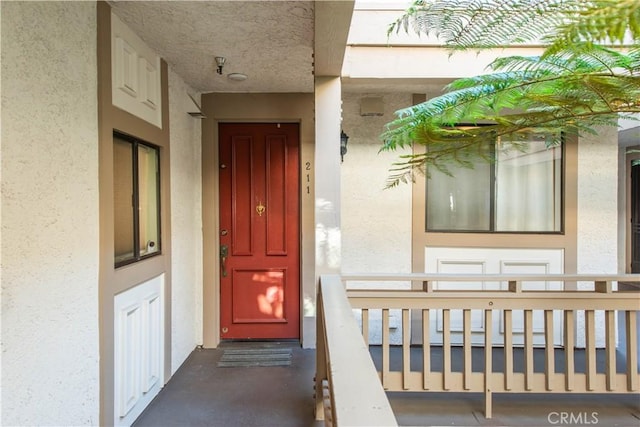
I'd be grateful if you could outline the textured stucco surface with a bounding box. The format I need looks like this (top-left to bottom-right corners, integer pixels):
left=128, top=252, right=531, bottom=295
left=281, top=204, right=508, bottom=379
left=576, top=127, right=620, bottom=347
left=168, top=69, right=203, bottom=374
left=110, top=1, right=314, bottom=93
left=341, top=92, right=413, bottom=344
left=1, top=2, right=100, bottom=425
left=577, top=126, right=619, bottom=275
left=341, top=92, right=412, bottom=275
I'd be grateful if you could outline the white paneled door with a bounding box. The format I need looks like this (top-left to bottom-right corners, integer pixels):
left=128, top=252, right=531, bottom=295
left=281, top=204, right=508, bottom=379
left=111, top=12, right=162, bottom=128
left=425, top=247, right=564, bottom=346
left=114, top=275, right=164, bottom=427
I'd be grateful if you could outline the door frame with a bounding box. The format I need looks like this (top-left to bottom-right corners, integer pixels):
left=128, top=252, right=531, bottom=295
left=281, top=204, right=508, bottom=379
left=217, top=122, right=301, bottom=340
left=201, top=93, right=316, bottom=349
left=201, top=98, right=316, bottom=347
left=625, top=148, right=640, bottom=273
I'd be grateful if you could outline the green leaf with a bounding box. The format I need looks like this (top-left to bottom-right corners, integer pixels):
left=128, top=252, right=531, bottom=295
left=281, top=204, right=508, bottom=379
left=382, top=1, right=640, bottom=187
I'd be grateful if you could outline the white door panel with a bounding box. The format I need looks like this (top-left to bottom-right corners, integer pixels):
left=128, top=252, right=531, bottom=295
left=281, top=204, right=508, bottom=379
left=114, top=274, right=165, bottom=427
left=425, top=247, right=564, bottom=346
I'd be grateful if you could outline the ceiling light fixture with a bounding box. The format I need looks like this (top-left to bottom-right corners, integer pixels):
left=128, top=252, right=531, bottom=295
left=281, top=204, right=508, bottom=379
left=215, top=56, right=226, bottom=75
left=228, top=73, right=248, bottom=82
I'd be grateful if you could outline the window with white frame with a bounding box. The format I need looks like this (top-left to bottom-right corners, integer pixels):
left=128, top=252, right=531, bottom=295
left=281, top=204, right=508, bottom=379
left=426, top=134, right=563, bottom=233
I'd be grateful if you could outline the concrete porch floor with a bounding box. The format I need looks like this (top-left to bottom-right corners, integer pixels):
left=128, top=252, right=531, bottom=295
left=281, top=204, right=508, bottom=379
left=132, top=342, right=322, bottom=427
left=133, top=342, right=640, bottom=427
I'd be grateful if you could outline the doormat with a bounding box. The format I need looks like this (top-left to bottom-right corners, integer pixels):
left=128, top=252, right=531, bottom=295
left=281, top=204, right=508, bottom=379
left=217, top=348, right=293, bottom=367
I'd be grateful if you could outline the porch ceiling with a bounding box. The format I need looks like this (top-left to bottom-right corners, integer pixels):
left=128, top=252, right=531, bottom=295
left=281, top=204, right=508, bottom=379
left=106, top=1, right=445, bottom=96
left=108, top=1, right=317, bottom=93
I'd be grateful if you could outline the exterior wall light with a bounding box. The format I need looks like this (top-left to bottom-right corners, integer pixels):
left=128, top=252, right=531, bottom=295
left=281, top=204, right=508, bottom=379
left=340, top=130, right=349, bottom=162
left=215, top=56, right=226, bottom=75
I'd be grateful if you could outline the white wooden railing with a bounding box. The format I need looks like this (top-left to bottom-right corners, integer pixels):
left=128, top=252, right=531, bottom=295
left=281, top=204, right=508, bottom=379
left=316, top=274, right=640, bottom=424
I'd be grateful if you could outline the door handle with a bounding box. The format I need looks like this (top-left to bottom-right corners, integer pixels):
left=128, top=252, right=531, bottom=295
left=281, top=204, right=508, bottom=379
left=220, top=244, right=229, bottom=277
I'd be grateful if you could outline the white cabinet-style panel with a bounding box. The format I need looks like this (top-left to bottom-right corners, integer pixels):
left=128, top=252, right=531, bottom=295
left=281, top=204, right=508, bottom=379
left=142, top=293, right=161, bottom=393
left=433, top=260, right=490, bottom=337
left=117, top=303, right=142, bottom=417
left=139, top=57, right=159, bottom=110
left=499, top=259, right=563, bottom=346
left=425, top=247, right=564, bottom=346
left=114, top=37, right=138, bottom=98
left=111, top=13, right=162, bottom=128
left=114, top=275, right=165, bottom=427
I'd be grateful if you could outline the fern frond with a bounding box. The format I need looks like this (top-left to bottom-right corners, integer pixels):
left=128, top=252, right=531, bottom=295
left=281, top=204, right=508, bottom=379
left=388, top=0, right=581, bottom=50
left=381, top=44, right=640, bottom=187
left=544, top=0, right=640, bottom=56
left=383, top=0, right=640, bottom=188
left=389, top=0, right=640, bottom=53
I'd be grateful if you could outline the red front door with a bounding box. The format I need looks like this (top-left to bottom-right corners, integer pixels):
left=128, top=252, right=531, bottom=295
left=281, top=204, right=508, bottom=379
left=219, top=123, right=300, bottom=339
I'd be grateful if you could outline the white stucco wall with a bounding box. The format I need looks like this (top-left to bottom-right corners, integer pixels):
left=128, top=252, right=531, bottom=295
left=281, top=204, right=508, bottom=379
left=341, top=92, right=412, bottom=276
left=575, top=127, right=620, bottom=347
left=168, top=70, right=203, bottom=374
left=577, top=126, right=619, bottom=275
left=1, top=2, right=100, bottom=425
left=341, top=92, right=413, bottom=344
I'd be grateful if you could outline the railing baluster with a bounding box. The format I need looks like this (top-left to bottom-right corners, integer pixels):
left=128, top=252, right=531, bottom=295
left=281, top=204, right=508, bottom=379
left=362, top=308, right=369, bottom=348
left=463, top=309, right=472, bottom=390
left=508, top=280, right=522, bottom=293
left=443, top=309, right=451, bottom=391
left=382, top=308, right=390, bottom=389
left=605, top=310, right=616, bottom=391
left=422, top=309, right=430, bottom=390
left=484, top=309, right=493, bottom=419
left=585, top=310, right=596, bottom=391
left=402, top=309, right=410, bottom=390
left=626, top=310, right=638, bottom=391
left=525, top=310, right=534, bottom=391
left=545, top=310, right=555, bottom=391
left=504, top=310, right=513, bottom=391
left=507, top=279, right=520, bottom=394
left=423, top=280, right=433, bottom=293
left=322, top=380, right=333, bottom=426
left=564, top=310, right=575, bottom=391
left=595, top=280, right=613, bottom=293
left=315, top=290, right=326, bottom=421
